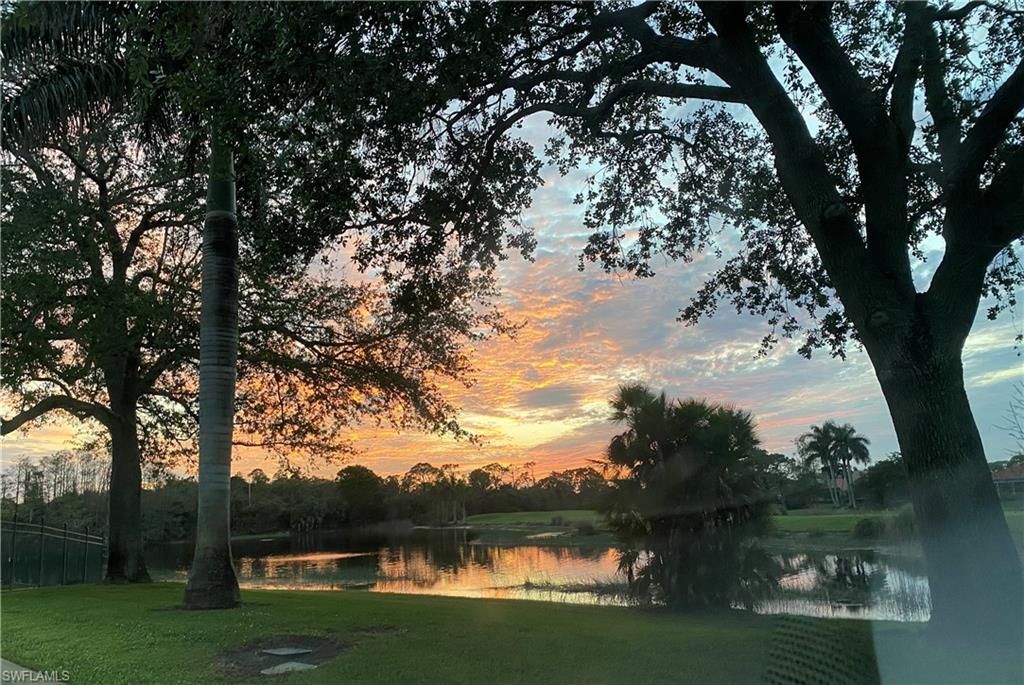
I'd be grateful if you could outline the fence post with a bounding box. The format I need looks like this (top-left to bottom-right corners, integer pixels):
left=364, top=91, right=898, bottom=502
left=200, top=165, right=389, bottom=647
left=37, top=515, right=45, bottom=586
left=82, top=526, right=89, bottom=583
left=7, top=511, right=18, bottom=588
left=61, top=523, right=69, bottom=585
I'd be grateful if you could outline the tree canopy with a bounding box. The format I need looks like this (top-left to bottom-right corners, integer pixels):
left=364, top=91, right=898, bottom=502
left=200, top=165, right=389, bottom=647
left=378, top=1, right=1023, bottom=641
left=0, top=109, right=507, bottom=466
left=391, top=1, right=1022, bottom=356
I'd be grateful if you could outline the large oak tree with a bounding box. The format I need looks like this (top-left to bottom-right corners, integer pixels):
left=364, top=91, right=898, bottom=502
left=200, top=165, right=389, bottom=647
left=401, top=1, right=1023, bottom=643
left=2, top=2, right=539, bottom=607
left=1, top=110, right=512, bottom=585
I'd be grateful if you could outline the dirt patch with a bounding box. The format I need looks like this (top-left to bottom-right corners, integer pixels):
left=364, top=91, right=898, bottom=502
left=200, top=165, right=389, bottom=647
left=214, top=635, right=351, bottom=678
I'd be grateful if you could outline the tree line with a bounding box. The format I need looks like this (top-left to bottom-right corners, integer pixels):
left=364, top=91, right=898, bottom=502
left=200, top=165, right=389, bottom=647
left=2, top=418, right=927, bottom=545
left=0, top=458, right=607, bottom=541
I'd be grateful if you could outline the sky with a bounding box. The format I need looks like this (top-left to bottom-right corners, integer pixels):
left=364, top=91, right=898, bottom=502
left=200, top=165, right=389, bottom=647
left=291, top=157, right=1019, bottom=476
left=3, top=120, right=1022, bottom=479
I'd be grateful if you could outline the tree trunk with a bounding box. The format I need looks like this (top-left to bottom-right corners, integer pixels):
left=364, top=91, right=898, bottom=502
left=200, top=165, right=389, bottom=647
left=825, top=463, right=839, bottom=507
left=879, top=353, right=1022, bottom=647
left=845, top=463, right=857, bottom=509
left=184, top=128, right=240, bottom=610
left=105, top=411, right=150, bottom=583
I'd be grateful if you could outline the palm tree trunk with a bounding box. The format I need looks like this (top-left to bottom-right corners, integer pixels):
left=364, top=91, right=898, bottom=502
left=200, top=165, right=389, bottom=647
left=822, top=470, right=835, bottom=507
left=826, top=463, right=839, bottom=507
left=845, top=462, right=857, bottom=509
left=184, top=126, right=240, bottom=609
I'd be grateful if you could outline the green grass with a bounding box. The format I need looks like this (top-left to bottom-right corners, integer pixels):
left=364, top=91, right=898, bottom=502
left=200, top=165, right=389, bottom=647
left=3, top=584, right=1020, bottom=684
left=466, top=509, right=604, bottom=526
left=772, top=509, right=1024, bottom=540
left=1, top=584, right=775, bottom=684
left=1005, top=510, right=1024, bottom=540
left=771, top=511, right=890, bottom=533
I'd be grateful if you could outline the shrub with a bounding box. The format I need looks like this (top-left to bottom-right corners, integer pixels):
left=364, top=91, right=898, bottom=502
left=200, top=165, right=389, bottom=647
left=852, top=517, right=885, bottom=539
left=889, top=503, right=917, bottom=540
left=573, top=522, right=597, bottom=536
left=550, top=515, right=565, bottom=526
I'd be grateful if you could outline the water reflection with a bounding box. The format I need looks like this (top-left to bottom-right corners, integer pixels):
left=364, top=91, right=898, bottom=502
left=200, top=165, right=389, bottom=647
left=757, top=552, right=931, bottom=622
left=147, top=531, right=930, bottom=620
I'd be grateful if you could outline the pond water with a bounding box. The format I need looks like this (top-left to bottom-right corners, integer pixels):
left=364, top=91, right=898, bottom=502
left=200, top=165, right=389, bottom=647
left=147, top=528, right=931, bottom=622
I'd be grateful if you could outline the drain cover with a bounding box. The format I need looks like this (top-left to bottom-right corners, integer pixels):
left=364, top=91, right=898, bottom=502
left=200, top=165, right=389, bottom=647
left=261, top=647, right=314, bottom=656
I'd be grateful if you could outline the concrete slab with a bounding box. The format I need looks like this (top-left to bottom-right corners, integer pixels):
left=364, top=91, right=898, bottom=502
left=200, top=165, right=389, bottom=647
left=1, top=658, right=40, bottom=678
left=259, top=661, right=318, bottom=675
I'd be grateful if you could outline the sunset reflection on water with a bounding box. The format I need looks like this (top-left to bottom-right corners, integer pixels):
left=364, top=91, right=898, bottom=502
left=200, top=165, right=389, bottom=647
left=149, top=532, right=930, bottom=619
left=227, top=542, right=624, bottom=604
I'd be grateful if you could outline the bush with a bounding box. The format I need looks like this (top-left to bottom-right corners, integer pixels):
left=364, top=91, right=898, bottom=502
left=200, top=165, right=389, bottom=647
left=550, top=515, right=565, bottom=526
left=852, top=517, right=885, bottom=539
left=573, top=522, right=597, bottom=536
left=889, top=503, right=917, bottom=540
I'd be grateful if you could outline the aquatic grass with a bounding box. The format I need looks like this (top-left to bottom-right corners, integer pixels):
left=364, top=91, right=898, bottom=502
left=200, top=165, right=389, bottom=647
left=519, top=575, right=631, bottom=598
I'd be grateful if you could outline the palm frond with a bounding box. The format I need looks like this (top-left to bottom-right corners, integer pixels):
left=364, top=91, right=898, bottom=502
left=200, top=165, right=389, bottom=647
left=2, top=58, right=128, bottom=145
left=1, top=1, right=128, bottom=69
left=1, top=1, right=136, bottom=145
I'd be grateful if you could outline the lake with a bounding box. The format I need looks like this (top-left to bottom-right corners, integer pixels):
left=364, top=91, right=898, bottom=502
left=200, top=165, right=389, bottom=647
left=148, top=528, right=931, bottom=621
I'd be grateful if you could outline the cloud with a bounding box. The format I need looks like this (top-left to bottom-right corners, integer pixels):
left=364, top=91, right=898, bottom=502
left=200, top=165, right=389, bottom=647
left=517, top=384, right=590, bottom=411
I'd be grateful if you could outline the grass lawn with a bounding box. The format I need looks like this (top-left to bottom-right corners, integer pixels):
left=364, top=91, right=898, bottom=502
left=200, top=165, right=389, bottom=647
left=1004, top=510, right=1024, bottom=540
left=466, top=510, right=605, bottom=526
left=466, top=508, right=1024, bottom=538
left=462, top=509, right=1024, bottom=558
left=773, top=509, right=1024, bottom=540
left=771, top=511, right=889, bottom=533
left=3, top=584, right=1020, bottom=684
left=0, top=584, right=777, bottom=684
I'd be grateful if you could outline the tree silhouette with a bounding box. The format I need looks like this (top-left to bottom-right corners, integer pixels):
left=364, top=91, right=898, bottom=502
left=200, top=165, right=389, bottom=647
left=3, top=2, right=535, bottom=605
left=1, top=106, right=511, bottom=583
left=798, top=422, right=871, bottom=508
left=406, top=2, right=1023, bottom=642
left=797, top=422, right=844, bottom=508
left=830, top=423, right=871, bottom=508
left=602, top=383, right=777, bottom=609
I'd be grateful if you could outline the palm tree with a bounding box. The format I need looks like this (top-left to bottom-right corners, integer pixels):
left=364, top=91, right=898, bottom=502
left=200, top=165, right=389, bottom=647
left=798, top=422, right=871, bottom=509
left=603, top=383, right=777, bottom=608
left=830, top=423, right=871, bottom=509
left=183, top=124, right=241, bottom=608
left=797, top=422, right=843, bottom=508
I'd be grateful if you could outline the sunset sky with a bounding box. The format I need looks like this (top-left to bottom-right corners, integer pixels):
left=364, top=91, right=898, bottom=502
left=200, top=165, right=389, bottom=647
left=3, top=119, right=1021, bottom=478
left=312, top=163, right=1021, bottom=476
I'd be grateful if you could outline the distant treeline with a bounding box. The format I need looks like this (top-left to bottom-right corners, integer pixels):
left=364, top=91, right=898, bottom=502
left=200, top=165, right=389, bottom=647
left=1, top=451, right=916, bottom=543
left=1, top=457, right=612, bottom=541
